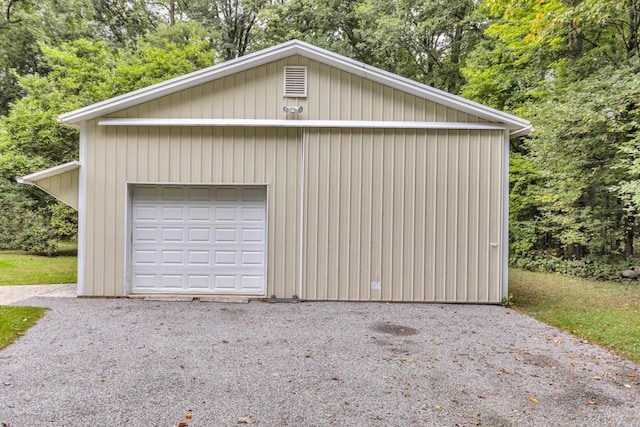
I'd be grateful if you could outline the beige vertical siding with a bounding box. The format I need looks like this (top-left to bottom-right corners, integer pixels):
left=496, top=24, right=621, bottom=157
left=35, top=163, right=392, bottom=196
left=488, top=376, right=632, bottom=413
left=82, top=53, right=505, bottom=300
left=111, top=56, right=485, bottom=124
left=83, top=119, right=300, bottom=297
left=303, top=129, right=504, bottom=303
left=34, top=168, right=80, bottom=209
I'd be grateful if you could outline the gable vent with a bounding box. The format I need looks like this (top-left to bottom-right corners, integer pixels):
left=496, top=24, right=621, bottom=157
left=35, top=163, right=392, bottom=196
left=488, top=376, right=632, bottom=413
left=283, top=66, right=307, bottom=97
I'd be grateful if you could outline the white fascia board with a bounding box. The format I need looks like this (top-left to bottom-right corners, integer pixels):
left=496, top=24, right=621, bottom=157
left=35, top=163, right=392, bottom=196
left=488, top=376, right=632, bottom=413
left=17, top=161, right=81, bottom=184
left=59, top=40, right=532, bottom=135
left=98, top=118, right=507, bottom=130
left=292, top=44, right=532, bottom=132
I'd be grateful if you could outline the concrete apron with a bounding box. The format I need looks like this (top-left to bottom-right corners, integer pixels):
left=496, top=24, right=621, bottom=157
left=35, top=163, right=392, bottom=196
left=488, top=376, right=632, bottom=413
left=0, top=284, right=77, bottom=305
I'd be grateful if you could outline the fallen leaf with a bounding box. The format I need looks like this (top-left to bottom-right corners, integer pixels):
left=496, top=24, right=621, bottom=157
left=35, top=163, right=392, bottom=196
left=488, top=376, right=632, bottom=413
left=529, top=396, right=538, bottom=403
left=569, top=355, right=577, bottom=359
left=222, top=340, right=229, bottom=344
left=237, top=416, right=255, bottom=424
left=610, top=376, right=617, bottom=381
left=178, top=422, right=188, bottom=427
left=587, top=400, right=596, bottom=405
left=627, top=373, right=635, bottom=378
left=435, top=405, right=443, bottom=409
left=593, top=376, right=601, bottom=380
left=185, top=414, right=192, bottom=419
left=624, top=384, right=631, bottom=388
left=435, top=342, right=442, bottom=346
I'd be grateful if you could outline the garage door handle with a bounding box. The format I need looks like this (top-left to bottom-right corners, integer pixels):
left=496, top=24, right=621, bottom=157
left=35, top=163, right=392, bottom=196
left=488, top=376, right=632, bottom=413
left=490, top=243, right=499, bottom=248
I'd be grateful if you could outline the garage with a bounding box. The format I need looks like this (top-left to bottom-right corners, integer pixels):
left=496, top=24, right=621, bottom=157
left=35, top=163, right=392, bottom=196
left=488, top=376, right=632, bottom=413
left=19, top=40, right=532, bottom=302
left=129, top=185, right=267, bottom=295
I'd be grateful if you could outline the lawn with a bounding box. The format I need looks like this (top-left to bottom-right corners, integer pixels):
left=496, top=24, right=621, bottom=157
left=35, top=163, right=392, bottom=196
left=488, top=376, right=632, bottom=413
left=0, top=242, right=77, bottom=286
left=0, top=306, right=47, bottom=350
left=510, top=268, right=640, bottom=363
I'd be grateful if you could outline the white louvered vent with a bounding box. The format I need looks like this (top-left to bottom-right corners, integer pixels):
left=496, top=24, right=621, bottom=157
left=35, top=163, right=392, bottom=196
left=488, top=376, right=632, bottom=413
left=283, top=66, right=307, bottom=97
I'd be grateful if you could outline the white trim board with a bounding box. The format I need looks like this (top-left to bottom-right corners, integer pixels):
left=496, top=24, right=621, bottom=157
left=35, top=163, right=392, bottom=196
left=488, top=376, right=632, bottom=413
left=17, top=161, right=81, bottom=184
left=98, top=118, right=508, bottom=131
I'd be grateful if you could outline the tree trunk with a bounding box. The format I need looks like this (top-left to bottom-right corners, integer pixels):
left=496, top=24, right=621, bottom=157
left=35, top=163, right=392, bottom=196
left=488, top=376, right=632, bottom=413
left=169, top=0, right=175, bottom=26
left=629, top=0, right=639, bottom=56
left=624, top=213, right=635, bottom=259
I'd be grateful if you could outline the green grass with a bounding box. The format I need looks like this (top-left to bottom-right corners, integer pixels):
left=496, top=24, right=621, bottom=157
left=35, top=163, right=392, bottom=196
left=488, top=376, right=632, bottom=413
left=0, top=306, right=47, bottom=350
left=510, top=268, right=640, bottom=363
left=0, top=242, right=77, bottom=285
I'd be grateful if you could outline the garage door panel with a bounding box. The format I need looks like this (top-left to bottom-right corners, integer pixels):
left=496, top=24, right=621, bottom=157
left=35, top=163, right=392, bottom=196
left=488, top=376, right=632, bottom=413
left=188, top=207, right=211, bottom=221
left=241, top=276, right=264, bottom=289
left=131, top=185, right=266, bottom=295
left=214, top=250, right=237, bottom=265
left=160, top=274, right=183, bottom=288
left=242, top=209, right=265, bottom=222
left=189, top=187, right=210, bottom=201
left=242, top=187, right=266, bottom=201
left=215, top=187, right=238, bottom=201
left=188, top=250, right=210, bottom=265
left=187, top=275, right=210, bottom=288
left=162, top=186, right=185, bottom=201
left=161, top=228, right=184, bottom=242
left=133, top=227, right=158, bottom=242
left=133, top=250, right=157, bottom=265
left=242, top=251, right=264, bottom=265
left=215, top=207, right=237, bottom=222
left=161, top=250, right=183, bottom=265
left=241, top=228, right=264, bottom=243
left=188, top=228, right=210, bottom=242
left=161, top=207, right=184, bottom=221
left=133, top=274, right=156, bottom=288
left=134, top=206, right=158, bottom=221
left=215, top=228, right=237, bottom=242
left=135, top=186, right=159, bottom=201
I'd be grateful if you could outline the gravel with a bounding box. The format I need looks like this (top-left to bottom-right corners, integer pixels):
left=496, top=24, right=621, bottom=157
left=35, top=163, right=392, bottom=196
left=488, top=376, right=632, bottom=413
left=1, top=296, right=639, bottom=426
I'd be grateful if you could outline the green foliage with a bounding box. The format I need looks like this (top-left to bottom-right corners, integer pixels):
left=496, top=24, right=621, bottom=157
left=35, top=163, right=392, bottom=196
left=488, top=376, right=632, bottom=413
left=510, top=60, right=640, bottom=263
left=463, top=0, right=640, bottom=271
left=0, top=306, right=47, bottom=350
left=0, top=30, right=215, bottom=253
left=0, top=0, right=638, bottom=280
left=49, top=202, right=78, bottom=241
left=0, top=181, right=56, bottom=255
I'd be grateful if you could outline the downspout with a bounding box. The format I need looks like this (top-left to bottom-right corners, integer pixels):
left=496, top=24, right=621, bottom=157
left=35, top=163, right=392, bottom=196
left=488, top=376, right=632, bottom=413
left=298, top=127, right=306, bottom=300
left=77, top=121, right=87, bottom=296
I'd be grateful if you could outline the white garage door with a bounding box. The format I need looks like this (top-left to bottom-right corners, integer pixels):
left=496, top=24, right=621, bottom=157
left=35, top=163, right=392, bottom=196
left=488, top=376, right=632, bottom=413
left=130, top=185, right=266, bottom=295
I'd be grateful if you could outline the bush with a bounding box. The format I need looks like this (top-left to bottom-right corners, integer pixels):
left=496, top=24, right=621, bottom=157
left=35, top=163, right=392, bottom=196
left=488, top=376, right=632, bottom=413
left=0, top=181, right=72, bottom=255
left=510, top=254, right=634, bottom=281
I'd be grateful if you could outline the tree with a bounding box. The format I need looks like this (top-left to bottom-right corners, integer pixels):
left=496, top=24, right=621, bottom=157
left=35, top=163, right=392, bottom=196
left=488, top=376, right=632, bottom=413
left=462, top=0, right=640, bottom=270
left=0, top=26, right=216, bottom=253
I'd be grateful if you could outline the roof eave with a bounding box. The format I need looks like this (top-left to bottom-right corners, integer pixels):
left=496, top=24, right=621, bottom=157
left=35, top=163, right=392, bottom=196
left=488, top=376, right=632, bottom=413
left=17, top=161, right=81, bottom=184
left=57, top=39, right=531, bottom=133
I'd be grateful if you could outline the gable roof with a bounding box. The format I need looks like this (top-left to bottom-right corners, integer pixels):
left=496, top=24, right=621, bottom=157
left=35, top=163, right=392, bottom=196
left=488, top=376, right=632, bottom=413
left=58, top=39, right=532, bottom=136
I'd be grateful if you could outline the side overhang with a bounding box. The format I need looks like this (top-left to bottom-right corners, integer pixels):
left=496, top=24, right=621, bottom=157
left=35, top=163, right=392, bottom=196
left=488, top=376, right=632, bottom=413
left=17, top=161, right=81, bottom=210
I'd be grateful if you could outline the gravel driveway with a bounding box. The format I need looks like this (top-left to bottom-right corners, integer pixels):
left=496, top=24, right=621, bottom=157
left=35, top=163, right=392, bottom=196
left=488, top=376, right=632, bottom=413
left=1, top=293, right=639, bottom=426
